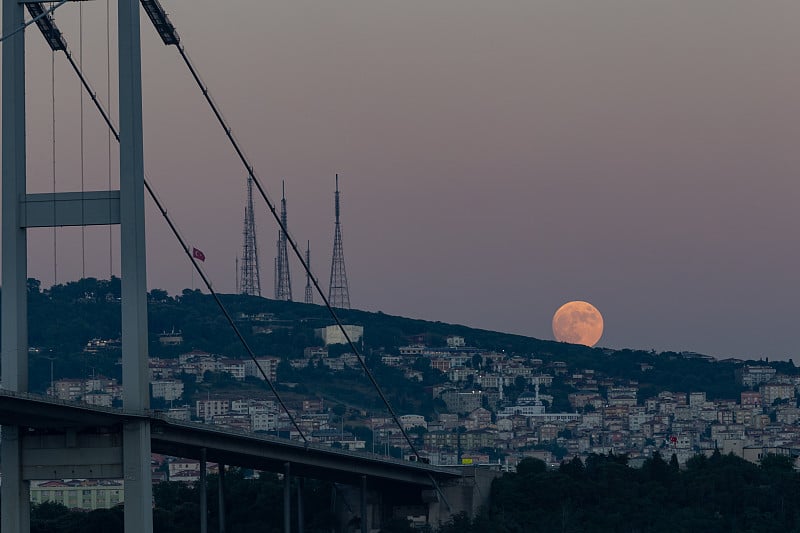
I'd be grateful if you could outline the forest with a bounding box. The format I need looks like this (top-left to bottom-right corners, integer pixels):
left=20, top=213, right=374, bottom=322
left=441, top=452, right=800, bottom=533
left=22, top=451, right=800, bottom=532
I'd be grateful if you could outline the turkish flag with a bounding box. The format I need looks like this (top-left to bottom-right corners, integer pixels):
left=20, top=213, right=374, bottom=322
left=192, top=247, right=205, bottom=262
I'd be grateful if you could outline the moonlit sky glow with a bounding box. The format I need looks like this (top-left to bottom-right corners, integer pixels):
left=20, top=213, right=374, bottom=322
left=8, top=1, right=800, bottom=360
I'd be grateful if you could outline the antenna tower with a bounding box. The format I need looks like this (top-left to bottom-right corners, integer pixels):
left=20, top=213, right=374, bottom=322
left=328, top=174, right=350, bottom=308
left=274, top=181, right=292, bottom=300
left=238, top=176, right=261, bottom=296
left=304, top=241, right=313, bottom=304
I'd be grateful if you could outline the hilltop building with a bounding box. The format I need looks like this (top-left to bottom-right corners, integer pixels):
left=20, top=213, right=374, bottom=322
left=315, top=325, right=363, bottom=346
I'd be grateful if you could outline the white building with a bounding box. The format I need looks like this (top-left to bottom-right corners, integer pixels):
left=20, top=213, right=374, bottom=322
left=399, top=414, right=427, bottom=430
left=30, top=480, right=123, bottom=510
left=315, top=325, right=364, bottom=346
left=166, top=407, right=191, bottom=421
left=196, top=399, right=231, bottom=421
left=737, top=365, right=777, bottom=387
left=244, top=357, right=280, bottom=382
left=83, top=393, right=113, bottom=407
left=220, top=359, right=247, bottom=381
left=761, top=383, right=795, bottom=406
left=151, top=380, right=185, bottom=402
left=446, top=336, right=466, bottom=348
left=251, top=411, right=278, bottom=432
left=399, top=345, right=425, bottom=356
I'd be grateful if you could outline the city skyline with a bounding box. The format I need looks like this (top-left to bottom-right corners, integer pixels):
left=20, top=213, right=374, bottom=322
left=16, top=1, right=800, bottom=360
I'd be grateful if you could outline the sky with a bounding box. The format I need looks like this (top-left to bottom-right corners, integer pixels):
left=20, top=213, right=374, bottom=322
left=10, top=1, right=800, bottom=361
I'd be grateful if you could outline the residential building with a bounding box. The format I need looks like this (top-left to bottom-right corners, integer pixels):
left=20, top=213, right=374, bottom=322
left=196, top=399, right=231, bottom=421
left=244, top=357, right=280, bottom=382
left=30, top=480, right=123, bottom=510
left=151, top=380, right=184, bottom=401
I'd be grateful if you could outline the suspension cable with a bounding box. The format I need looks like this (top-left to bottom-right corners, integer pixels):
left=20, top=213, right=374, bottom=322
left=51, top=7, right=58, bottom=285
left=0, top=0, right=69, bottom=43
left=38, top=2, right=420, bottom=459
left=106, top=0, right=113, bottom=278
left=56, top=46, right=308, bottom=444
left=174, top=42, right=422, bottom=460
left=79, top=1, right=86, bottom=279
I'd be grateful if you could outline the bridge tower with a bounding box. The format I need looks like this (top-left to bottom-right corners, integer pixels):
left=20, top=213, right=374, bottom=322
left=2, top=0, right=153, bottom=531
left=274, top=181, right=292, bottom=301
left=328, top=174, right=350, bottom=309
left=238, top=176, right=261, bottom=296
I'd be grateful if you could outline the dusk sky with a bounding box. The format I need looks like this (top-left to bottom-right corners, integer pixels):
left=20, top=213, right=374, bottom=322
left=14, top=1, right=800, bottom=360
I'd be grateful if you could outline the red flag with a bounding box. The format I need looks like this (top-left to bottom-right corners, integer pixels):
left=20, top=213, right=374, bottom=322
left=192, top=247, right=205, bottom=262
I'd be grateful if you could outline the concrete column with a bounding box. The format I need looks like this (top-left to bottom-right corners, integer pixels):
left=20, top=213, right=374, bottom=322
left=2, top=0, right=30, bottom=530
left=118, top=0, right=152, bottom=530
left=284, top=462, right=291, bottom=533
left=122, top=421, right=152, bottom=532
left=0, top=427, right=30, bottom=533
left=119, top=0, right=148, bottom=411
left=361, top=475, right=367, bottom=533
left=330, top=485, right=337, bottom=533
left=218, top=463, right=226, bottom=533
left=296, top=477, right=305, bottom=533
left=200, top=449, right=207, bottom=533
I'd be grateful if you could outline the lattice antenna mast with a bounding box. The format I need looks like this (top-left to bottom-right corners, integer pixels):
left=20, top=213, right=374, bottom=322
left=328, top=174, right=350, bottom=308
left=239, top=175, right=261, bottom=296
left=304, top=240, right=313, bottom=304
left=274, top=180, right=292, bottom=300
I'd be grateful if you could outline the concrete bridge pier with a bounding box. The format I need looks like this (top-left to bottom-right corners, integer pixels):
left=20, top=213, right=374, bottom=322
left=297, top=477, right=305, bottom=533
left=200, top=448, right=208, bottom=533
left=334, top=466, right=500, bottom=532
left=218, top=463, right=227, bottom=533
left=425, top=466, right=499, bottom=527
left=284, top=462, right=292, bottom=533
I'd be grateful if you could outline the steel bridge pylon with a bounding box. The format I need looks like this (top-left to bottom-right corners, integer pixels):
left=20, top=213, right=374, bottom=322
left=2, top=0, right=153, bottom=531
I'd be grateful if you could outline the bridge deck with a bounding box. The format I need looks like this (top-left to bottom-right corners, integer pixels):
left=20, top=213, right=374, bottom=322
left=0, top=390, right=462, bottom=488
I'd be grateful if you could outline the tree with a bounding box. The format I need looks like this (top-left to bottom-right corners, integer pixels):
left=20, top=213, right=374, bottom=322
left=412, top=357, right=430, bottom=372
left=148, top=289, right=171, bottom=303
left=472, top=354, right=483, bottom=369
left=516, top=457, right=547, bottom=477
left=760, top=453, right=794, bottom=472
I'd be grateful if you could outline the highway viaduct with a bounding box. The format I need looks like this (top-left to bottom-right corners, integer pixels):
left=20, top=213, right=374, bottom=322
left=0, top=390, right=498, bottom=531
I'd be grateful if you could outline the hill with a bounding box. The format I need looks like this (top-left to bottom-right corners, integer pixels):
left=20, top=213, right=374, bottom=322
left=18, top=277, right=795, bottom=414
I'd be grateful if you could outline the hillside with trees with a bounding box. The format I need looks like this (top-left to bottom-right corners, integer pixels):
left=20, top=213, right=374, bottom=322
left=439, top=452, right=800, bottom=533
left=17, top=277, right=792, bottom=414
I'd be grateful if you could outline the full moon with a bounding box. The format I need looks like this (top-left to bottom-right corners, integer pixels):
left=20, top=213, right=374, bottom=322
left=552, top=301, right=604, bottom=347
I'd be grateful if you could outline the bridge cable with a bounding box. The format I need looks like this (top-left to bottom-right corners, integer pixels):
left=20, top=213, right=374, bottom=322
left=50, top=8, right=58, bottom=285
left=79, top=1, right=86, bottom=279
left=46, top=31, right=309, bottom=444
left=37, top=2, right=420, bottom=461
left=0, top=0, right=69, bottom=44
left=35, top=9, right=448, bottom=504
left=34, top=10, right=448, bottom=504
left=106, top=0, right=114, bottom=278
left=170, top=34, right=423, bottom=462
